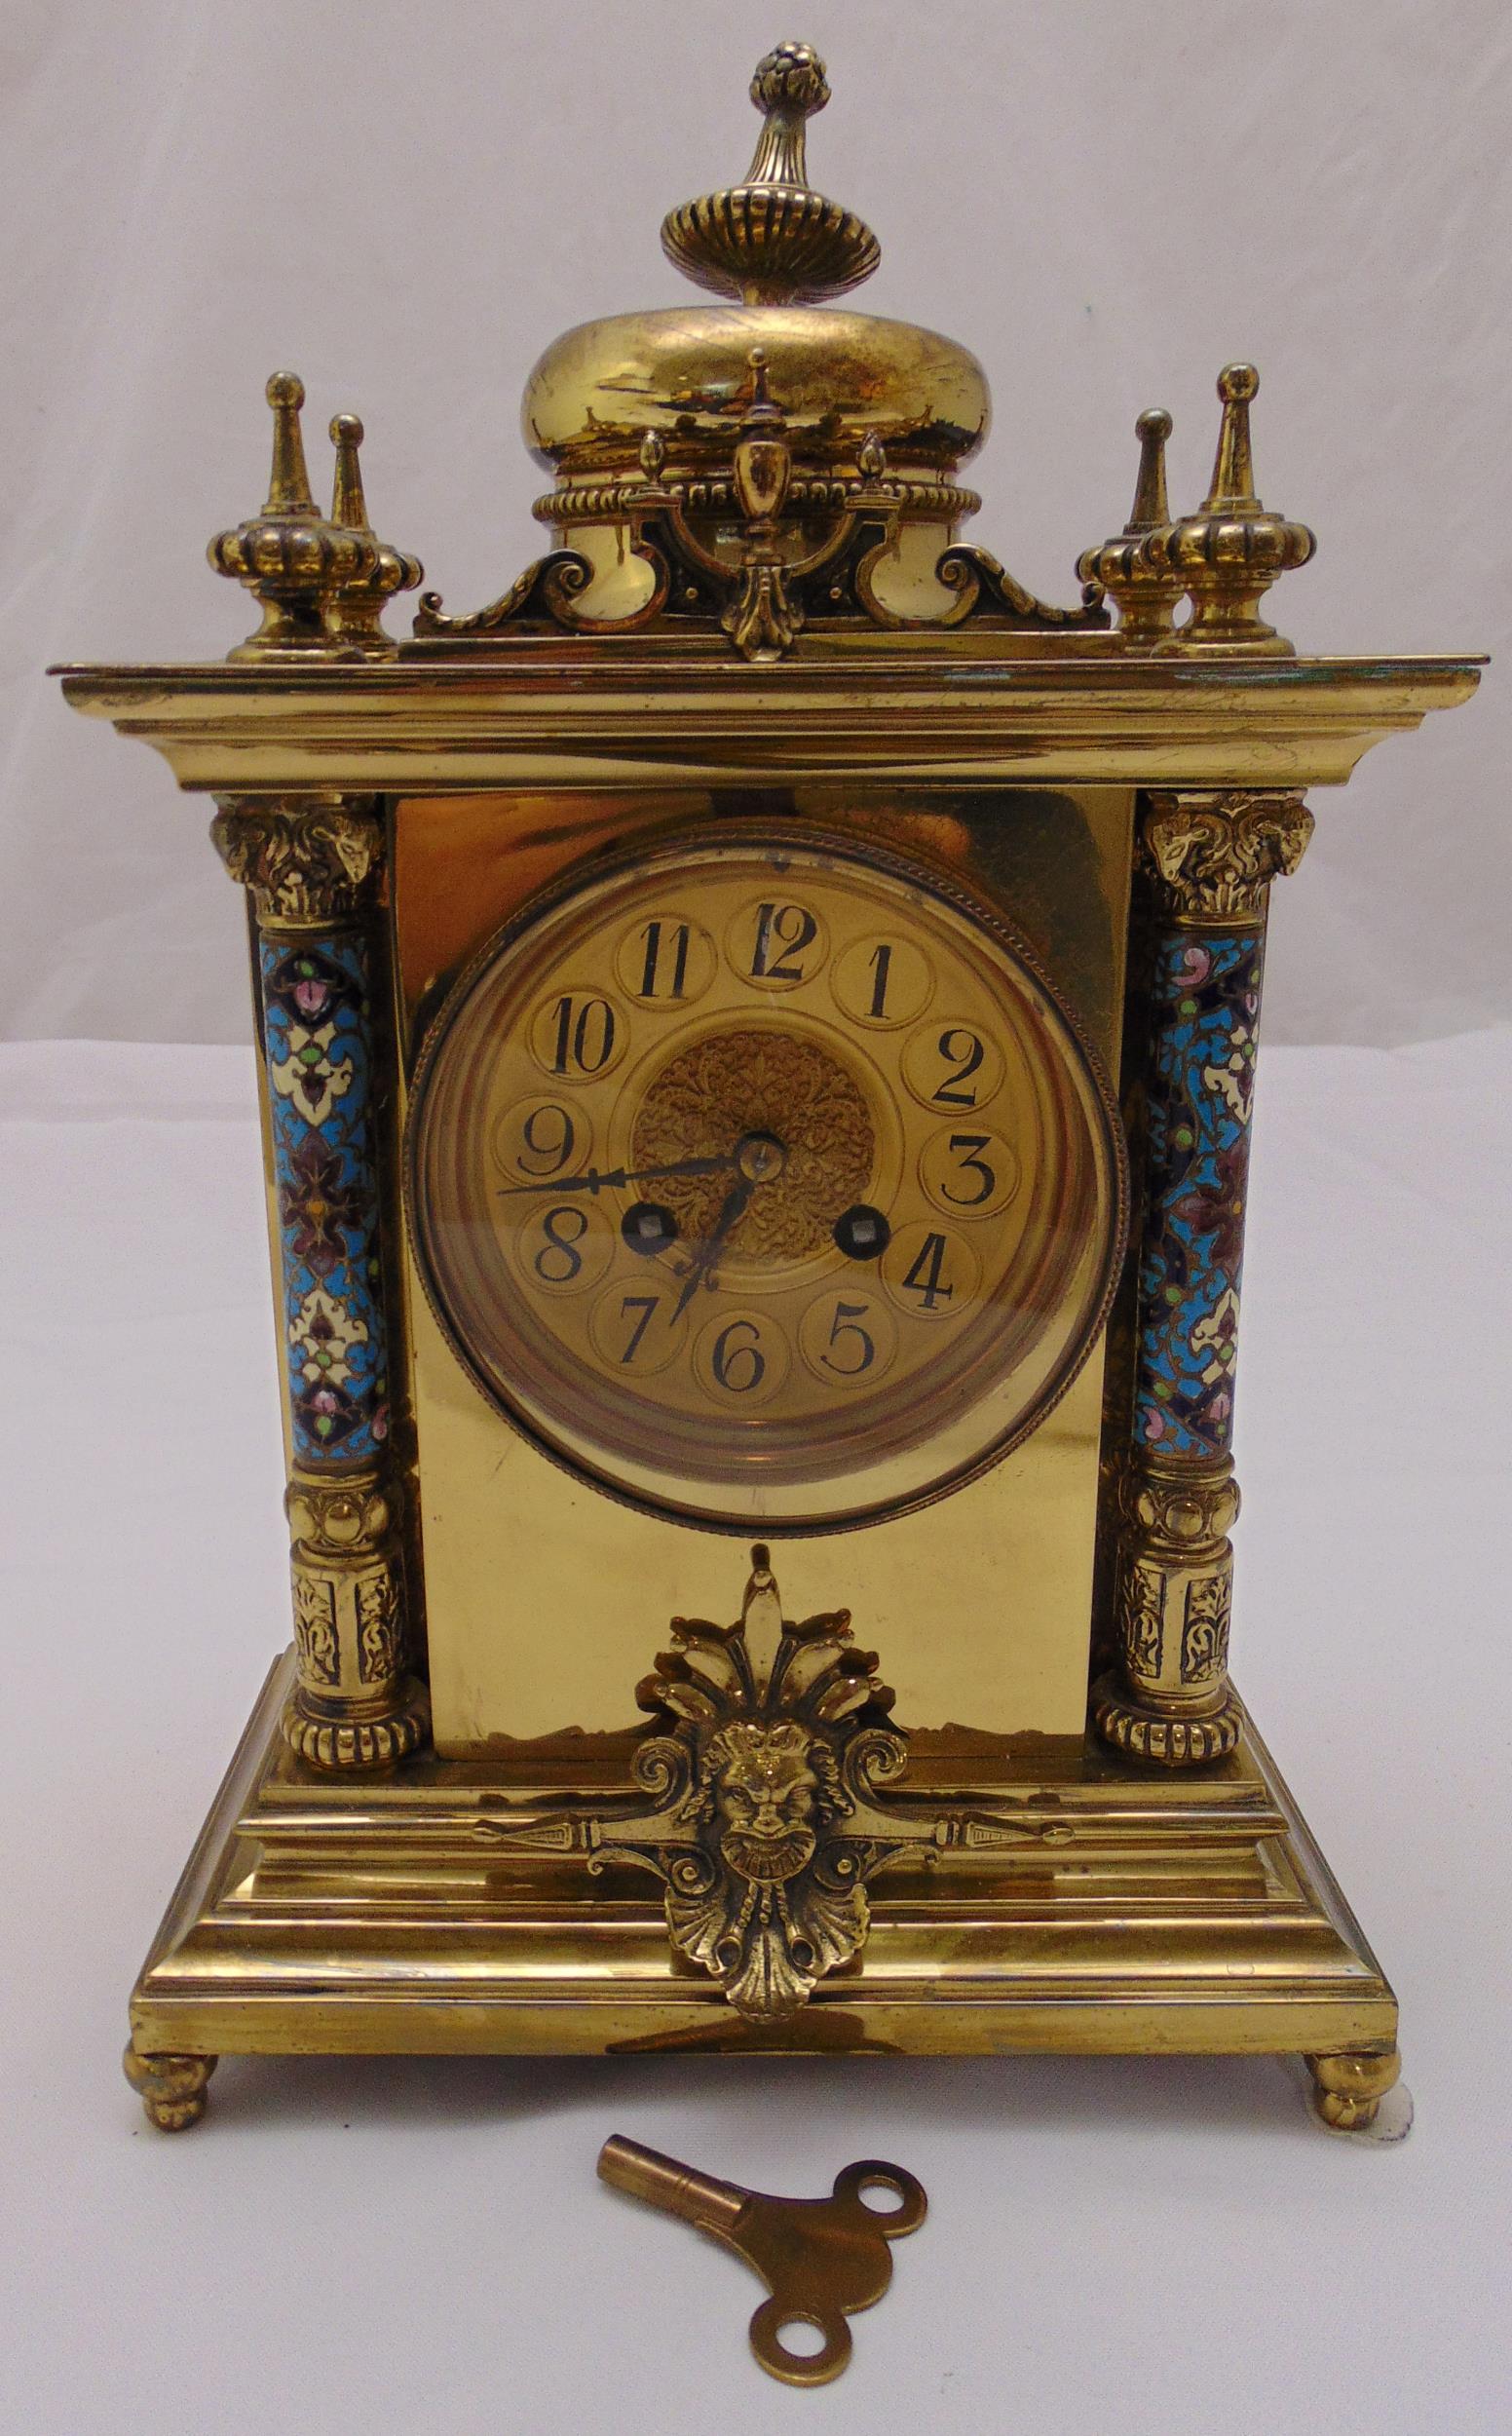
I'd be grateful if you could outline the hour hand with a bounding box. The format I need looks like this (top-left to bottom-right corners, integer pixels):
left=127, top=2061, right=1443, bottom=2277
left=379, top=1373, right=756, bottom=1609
left=671, top=1173, right=755, bottom=1319
left=498, top=1153, right=737, bottom=1197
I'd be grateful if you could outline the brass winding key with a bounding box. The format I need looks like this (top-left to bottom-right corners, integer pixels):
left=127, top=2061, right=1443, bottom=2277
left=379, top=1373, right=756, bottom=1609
left=597, top=2135, right=926, bottom=2384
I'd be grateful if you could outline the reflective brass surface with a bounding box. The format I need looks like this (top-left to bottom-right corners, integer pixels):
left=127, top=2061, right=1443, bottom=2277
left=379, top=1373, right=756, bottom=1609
left=394, top=782, right=1131, bottom=1754
left=57, top=651, right=1482, bottom=794
left=521, top=307, right=988, bottom=485
left=598, top=2135, right=926, bottom=2386
left=124, top=1650, right=1402, bottom=2100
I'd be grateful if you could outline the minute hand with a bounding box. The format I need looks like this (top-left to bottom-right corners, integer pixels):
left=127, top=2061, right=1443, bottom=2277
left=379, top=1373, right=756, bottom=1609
left=498, top=1153, right=738, bottom=1198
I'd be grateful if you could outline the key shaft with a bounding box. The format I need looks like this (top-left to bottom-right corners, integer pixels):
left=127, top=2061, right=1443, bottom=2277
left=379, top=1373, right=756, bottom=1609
left=597, top=2134, right=747, bottom=2235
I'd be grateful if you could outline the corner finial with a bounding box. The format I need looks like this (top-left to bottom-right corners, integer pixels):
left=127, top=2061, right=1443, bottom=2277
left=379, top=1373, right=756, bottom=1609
left=1203, top=362, right=1261, bottom=513
left=661, top=44, right=879, bottom=305
left=329, top=410, right=370, bottom=532
left=1144, top=362, right=1316, bottom=654
left=323, top=408, right=424, bottom=658
left=261, top=371, right=319, bottom=516
left=1131, top=407, right=1173, bottom=529
left=1076, top=406, right=1186, bottom=647
left=208, top=370, right=374, bottom=660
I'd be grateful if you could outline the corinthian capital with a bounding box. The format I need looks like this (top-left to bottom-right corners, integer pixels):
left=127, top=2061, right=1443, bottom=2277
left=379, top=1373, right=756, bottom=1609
left=1143, top=790, right=1313, bottom=921
left=210, top=794, right=384, bottom=925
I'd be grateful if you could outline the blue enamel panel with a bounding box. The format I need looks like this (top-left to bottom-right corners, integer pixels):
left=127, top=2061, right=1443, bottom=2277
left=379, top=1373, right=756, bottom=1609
left=259, top=933, right=388, bottom=1464
left=1134, top=927, right=1263, bottom=1460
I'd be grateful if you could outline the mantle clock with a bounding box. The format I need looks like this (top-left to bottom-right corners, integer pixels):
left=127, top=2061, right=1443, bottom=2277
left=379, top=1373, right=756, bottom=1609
left=58, top=46, right=1480, bottom=2137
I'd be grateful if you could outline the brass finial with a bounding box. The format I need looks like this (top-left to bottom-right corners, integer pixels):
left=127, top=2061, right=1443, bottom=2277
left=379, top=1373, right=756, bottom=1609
left=661, top=43, right=881, bottom=305
left=329, top=411, right=370, bottom=530
left=1077, top=408, right=1188, bottom=647
left=262, top=370, right=319, bottom=514
left=208, top=371, right=378, bottom=661
left=323, top=411, right=423, bottom=658
left=1146, top=364, right=1316, bottom=654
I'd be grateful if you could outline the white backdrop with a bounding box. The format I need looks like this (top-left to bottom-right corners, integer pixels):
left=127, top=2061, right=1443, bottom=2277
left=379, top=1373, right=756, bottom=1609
left=3, top=0, right=1508, bottom=1045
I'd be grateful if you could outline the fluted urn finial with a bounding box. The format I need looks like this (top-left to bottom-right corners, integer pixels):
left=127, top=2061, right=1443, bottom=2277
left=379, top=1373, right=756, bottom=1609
left=1146, top=363, right=1316, bottom=654
left=208, top=371, right=378, bottom=661
left=1077, top=408, right=1188, bottom=648
left=661, top=43, right=881, bottom=305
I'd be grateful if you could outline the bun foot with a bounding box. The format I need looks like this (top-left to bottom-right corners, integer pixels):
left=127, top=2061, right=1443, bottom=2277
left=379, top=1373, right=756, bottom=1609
left=123, top=2042, right=217, bottom=2130
left=1304, top=2046, right=1401, bottom=2133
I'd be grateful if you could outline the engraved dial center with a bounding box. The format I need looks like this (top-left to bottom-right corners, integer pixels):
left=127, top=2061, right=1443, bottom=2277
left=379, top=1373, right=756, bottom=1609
left=631, top=1024, right=874, bottom=1267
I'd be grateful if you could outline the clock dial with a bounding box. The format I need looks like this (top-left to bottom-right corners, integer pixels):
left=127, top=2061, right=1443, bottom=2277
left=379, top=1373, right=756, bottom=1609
left=407, top=829, right=1126, bottom=1531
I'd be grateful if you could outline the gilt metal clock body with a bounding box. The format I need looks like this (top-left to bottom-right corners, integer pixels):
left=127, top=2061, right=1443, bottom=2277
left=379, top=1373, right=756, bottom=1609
left=57, top=44, right=1481, bottom=2136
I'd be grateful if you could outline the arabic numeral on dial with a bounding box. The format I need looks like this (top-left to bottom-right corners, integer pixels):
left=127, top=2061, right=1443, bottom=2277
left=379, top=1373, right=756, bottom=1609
left=943, top=1133, right=995, bottom=1205
left=900, top=1231, right=953, bottom=1311
left=550, top=995, right=617, bottom=1075
left=617, top=1294, right=660, bottom=1361
left=638, top=920, right=692, bottom=1001
left=823, top=1300, right=876, bottom=1376
left=865, top=941, right=893, bottom=1019
left=518, top=1102, right=576, bottom=1176
left=534, top=1205, right=587, bottom=1283
left=932, top=1027, right=984, bottom=1108
left=750, top=900, right=817, bottom=982
left=711, top=1317, right=766, bottom=1393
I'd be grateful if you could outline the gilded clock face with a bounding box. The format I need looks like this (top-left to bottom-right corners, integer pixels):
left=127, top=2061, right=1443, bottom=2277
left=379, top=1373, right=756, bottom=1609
left=407, top=828, right=1126, bottom=1531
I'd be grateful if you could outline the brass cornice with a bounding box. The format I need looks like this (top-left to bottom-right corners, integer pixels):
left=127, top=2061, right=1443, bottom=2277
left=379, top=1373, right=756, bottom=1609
left=58, top=655, right=1483, bottom=793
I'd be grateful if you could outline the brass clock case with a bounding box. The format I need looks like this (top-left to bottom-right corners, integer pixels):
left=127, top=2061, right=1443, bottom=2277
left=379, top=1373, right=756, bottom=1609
left=405, top=824, right=1128, bottom=1532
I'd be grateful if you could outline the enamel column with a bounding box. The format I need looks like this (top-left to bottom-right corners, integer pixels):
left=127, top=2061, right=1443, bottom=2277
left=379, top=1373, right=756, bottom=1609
left=212, top=794, right=429, bottom=1768
left=1094, top=789, right=1312, bottom=1765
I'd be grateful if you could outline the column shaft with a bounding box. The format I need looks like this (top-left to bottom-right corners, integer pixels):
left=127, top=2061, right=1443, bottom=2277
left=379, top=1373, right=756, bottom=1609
left=1095, top=789, right=1312, bottom=1766
left=213, top=795, right=428, bottom=1768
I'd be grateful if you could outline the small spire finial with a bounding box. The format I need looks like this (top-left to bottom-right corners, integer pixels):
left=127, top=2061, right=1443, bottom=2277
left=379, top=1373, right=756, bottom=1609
left=1203, top=362, right=1261, bottom=512
left=322, top=408, right=424, bottom=657
left=261, top=370, right=318, bottom=516
left=1130, top=408, right=1173, bottom=530
left=329, top=411, right=370, bottom=533
left=1076, top=406, right=1185, bottom=647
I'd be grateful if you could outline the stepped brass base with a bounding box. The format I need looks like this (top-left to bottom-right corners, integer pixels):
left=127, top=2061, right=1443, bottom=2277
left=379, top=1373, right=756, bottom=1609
left=126, top=1653, right=1397, bottom=2126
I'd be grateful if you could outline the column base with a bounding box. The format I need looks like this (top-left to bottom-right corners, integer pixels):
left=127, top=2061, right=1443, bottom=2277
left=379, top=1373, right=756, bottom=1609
left=1091, top=1671, right=1241, bottom=1767
left=282, top=1674, right=431, bottom=1770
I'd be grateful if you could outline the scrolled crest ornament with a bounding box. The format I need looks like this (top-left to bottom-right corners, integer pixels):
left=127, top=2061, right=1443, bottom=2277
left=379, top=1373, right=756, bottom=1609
left=210, top=794, right=385, bottom=925
left=628, top=1544, right=906, bottom=2020
left=1142, top=789, right=1314, bottom=922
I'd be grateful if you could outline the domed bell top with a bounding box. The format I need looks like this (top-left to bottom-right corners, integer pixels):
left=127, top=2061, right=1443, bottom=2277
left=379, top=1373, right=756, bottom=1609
left=518, top=45, right=992, bottom=629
